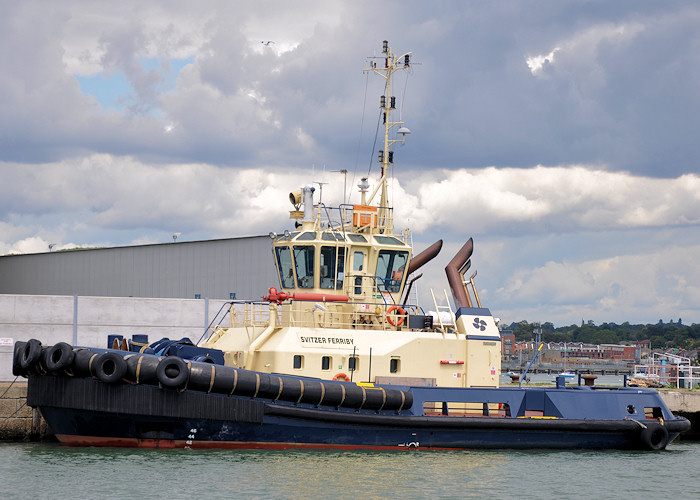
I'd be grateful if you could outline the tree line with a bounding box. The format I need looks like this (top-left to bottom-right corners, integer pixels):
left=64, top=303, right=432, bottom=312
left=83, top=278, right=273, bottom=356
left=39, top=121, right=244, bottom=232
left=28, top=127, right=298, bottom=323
left=505, top=319, right=700, bottom=351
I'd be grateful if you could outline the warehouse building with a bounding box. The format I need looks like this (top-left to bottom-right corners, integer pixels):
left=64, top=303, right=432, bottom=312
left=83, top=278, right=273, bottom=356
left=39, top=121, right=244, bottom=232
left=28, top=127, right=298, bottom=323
left=0, top=235, right=277, bottom=301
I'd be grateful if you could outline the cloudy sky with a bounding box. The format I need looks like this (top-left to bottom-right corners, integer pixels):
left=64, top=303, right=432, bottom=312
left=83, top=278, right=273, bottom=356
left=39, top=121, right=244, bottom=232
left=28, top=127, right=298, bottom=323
left=2, top=1, right=699, bottom=327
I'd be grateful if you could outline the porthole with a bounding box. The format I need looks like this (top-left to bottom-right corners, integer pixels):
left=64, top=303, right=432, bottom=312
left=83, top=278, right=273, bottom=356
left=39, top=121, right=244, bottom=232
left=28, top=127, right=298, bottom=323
left=390, top=358, right=400, bottom=374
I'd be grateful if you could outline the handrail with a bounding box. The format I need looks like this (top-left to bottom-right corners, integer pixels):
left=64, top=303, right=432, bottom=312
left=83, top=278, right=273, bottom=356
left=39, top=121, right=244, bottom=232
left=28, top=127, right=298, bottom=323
left=198, top=301, right=235, bottom=344
left=222, top=298, right=429, bottom=332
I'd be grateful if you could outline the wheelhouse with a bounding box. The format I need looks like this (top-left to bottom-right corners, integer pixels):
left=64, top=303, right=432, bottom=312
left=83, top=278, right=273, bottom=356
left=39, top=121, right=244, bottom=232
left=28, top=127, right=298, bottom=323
left=272, top=227, right=411, bottom=305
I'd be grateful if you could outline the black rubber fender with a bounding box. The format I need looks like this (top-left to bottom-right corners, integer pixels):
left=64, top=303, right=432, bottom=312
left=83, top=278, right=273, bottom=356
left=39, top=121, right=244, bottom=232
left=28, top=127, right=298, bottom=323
left=191, top=354, right=216, bottom=364
left=20, top=339, right=42, bottom=371
left=156, top=356, right=189, bottom=389
left=72, top=348, right=100, bottom=377
left=12, top=341, right=27, bottom=376
left=42, top=342, right=75, bottom=373
left=94, top=351, right=128, bottom=384
left=640, top=422, right=669, bottom=450
left=125, top=353, right=160, bottom=385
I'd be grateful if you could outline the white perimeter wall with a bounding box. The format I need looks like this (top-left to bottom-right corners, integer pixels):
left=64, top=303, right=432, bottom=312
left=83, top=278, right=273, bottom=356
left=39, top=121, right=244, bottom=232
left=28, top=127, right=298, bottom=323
left=0, top=294, right=231, bottom=380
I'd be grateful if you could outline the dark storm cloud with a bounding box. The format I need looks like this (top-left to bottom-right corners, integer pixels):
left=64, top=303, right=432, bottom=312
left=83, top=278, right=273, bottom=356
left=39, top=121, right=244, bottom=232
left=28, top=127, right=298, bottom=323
left=2, top=1, right=699, bottom=176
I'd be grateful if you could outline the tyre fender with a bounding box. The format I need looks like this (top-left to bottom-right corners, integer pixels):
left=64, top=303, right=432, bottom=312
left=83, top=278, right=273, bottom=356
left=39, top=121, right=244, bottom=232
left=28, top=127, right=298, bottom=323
left=43, top=342, right=76, bottom=373
left=156, top=356, right=190, bottom=389
left=94, top=351, right=128, bottom=384
left=20, top=339, right=42, bottom=371
left=640, top=422, right=669, bottom=450
left=12, top=341, right=27, bottom=376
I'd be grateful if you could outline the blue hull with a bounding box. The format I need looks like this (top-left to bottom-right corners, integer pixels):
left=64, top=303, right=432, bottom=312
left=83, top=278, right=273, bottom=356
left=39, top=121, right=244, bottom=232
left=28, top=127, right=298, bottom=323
left=29, top=375, right=688, bottom=451
left=18, top=341, right=690, bottom=450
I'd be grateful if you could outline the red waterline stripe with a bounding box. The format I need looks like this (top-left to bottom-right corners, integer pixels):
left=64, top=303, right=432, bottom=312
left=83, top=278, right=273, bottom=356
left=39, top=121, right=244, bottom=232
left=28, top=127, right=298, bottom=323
left=56, top=435, right=464, bottom=451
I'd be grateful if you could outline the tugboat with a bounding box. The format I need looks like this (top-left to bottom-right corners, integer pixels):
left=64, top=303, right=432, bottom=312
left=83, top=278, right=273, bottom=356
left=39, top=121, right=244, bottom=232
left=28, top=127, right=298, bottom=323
left=15, top=41, right=690, bottom=450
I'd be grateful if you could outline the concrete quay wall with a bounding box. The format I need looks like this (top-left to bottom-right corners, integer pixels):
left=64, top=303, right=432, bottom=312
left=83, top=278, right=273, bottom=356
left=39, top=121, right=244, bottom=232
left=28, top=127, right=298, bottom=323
left=0, top=294, right=232, bottom=381
left=0, top=382, right=51, bottom=441
left=660, top=391, right=700, bottom=440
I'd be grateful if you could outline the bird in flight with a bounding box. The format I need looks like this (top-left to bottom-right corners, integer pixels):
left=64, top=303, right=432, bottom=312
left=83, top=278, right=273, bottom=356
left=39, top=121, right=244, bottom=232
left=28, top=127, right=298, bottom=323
left=261, top=41, right=275, bottom=46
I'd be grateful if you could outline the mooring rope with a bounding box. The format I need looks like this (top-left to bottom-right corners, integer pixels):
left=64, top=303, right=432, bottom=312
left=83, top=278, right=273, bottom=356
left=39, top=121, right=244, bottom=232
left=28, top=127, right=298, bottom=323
left=0, top=400, right=28, bottom=425
left=0, top=376, right=19, bottom=399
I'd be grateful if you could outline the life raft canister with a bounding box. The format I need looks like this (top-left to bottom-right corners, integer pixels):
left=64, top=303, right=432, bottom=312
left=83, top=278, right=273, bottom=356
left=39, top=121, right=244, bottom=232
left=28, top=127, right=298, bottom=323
left=386, top=305, right=406, bottom=327
left=332, top=372, right=351, bottom=382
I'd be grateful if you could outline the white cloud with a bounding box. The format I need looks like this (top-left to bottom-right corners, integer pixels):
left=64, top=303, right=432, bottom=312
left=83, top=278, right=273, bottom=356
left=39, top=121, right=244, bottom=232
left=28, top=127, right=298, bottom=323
left=525, top=21, right=644, bottom=80
left=2, top=158, right=698, bottom=242
left=394, top=166, right=700, bottom=235
left=526, top=48, right=560, bottom=75
left=494, top=244, right=700, bottom=326
left=3, top=236, right=81, bottom=255
left=1, top=156, right=699, bottom=325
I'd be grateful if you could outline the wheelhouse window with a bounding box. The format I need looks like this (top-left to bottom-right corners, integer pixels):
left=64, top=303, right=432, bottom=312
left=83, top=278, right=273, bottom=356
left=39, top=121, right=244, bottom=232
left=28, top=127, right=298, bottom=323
left=293, top=245, right=315, bottom=288
left=376, top=249, right=409, bottom=293
left=353, top=251, right=364, bottom=294
left=322, top=232, right=345, bottom=242
left=320, top=246, right=346, bottom=290
left=353, top=251, right=364, bottom=271
left=374, top=235, right=405, bottom=245
left=296, top=232, right=317, bottom=241
left=293, top=355, right=303, bottom=369
left=275, top=246, right=295, bottom=289
left=348, top=356, right=359, bottom=372
left=336, top=247, right=345, bottom=290
left=320, top=246, right=335, bottom=289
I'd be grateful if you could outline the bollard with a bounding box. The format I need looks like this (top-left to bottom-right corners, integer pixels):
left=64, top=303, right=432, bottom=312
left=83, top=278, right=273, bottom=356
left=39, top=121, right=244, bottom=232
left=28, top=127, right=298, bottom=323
left=582, top=374, right=597, bottom=387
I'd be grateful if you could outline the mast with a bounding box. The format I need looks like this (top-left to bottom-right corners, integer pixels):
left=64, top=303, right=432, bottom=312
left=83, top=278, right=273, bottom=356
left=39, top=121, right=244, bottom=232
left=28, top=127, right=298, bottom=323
left=364, top=40, right=412, bottom=232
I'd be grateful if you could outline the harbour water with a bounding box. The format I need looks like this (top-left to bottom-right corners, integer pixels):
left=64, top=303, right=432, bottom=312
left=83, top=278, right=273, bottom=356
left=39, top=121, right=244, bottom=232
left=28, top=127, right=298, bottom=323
left=1, top=441, right=698, bottom=499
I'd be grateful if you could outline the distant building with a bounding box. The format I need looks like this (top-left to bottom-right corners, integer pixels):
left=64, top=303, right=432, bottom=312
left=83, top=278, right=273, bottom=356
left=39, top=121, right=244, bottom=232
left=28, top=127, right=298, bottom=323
left=500, top=330, right=515, bottom=360
left=512, top=341, right=642, bottom=365
left=629, top=339, right=651, bottom=350
left=601, top=344, right=639, bottom=362
left=0, top=236, right=277, bottom=301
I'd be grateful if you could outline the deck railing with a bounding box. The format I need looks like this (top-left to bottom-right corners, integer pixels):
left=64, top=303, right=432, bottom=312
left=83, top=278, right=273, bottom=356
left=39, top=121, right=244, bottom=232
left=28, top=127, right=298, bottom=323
left=226, top=299, right=431, bottom=332
left=633, top=352, right=700, bottom=388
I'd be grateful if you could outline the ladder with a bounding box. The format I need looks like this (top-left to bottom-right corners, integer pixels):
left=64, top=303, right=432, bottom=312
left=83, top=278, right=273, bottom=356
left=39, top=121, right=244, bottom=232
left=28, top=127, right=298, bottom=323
left=430, top=289, right=455, bottom=332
